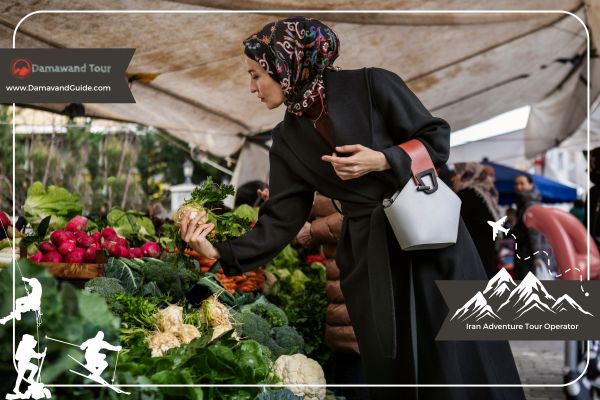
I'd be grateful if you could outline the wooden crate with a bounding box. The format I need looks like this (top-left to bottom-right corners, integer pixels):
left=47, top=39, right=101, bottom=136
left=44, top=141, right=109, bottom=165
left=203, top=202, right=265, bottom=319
left=20, top=247, right=107, bottom=280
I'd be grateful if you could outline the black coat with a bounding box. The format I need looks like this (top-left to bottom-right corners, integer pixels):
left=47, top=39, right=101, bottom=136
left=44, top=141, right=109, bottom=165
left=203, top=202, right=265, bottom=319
left=215, top=68, right=524, bottom=400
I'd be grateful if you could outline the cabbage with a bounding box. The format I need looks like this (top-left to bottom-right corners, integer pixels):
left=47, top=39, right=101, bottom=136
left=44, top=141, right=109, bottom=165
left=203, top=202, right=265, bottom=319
left=107, top=208, right=156, bottom=242
left=23, top=182, right=82, bottom=230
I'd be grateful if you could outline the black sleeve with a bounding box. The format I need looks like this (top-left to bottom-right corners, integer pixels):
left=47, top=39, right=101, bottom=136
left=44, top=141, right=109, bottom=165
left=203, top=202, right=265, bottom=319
left=369, top=68, right=451, bottom=188
left=214, top=150, right=315, bottom=276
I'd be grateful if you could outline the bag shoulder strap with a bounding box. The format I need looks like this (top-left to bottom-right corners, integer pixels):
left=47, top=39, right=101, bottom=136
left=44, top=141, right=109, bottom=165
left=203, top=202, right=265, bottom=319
left=399, top=139, right=439, bottom=194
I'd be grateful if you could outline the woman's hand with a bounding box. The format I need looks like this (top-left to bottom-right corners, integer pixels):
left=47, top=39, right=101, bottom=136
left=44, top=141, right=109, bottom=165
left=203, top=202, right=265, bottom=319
left=179, top=210, right=220, bottom=259
left=321, top=144, right=390, bottom=180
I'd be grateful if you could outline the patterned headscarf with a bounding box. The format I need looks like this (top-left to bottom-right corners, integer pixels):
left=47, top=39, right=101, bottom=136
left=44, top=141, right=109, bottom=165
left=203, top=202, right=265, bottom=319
left=454, top=162, right=502, bottom=220
left=243, top=16, right=340, bottom=115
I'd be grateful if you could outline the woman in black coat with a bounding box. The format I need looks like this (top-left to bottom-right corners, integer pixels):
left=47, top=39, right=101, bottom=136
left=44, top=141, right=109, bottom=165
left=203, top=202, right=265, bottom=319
left=180, top=17, right=525, bottom=400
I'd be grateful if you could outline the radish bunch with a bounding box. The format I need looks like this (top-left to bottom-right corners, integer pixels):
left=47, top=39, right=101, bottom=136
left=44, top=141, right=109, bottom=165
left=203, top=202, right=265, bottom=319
left=29, top=215, right=161, bottom=263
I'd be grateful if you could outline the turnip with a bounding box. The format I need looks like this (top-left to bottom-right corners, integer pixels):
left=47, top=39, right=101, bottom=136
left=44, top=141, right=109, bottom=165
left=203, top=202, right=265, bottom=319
left=84, top=244, right=100, bottom=263
left=76, top=235, right=95, bottom=248
left=141, top=241, right=161, bottom=258
left=38, top=241, right=56, bottom=253
left=174, top=204, right=207, bottom=228
left=30, top=252, right=43, bottom=262
left=157, top=305, right=184, bottom=332
left=65, top=248, right=85, bottom=263
left=146, top=332, right=181, bottom=358
left=42, top=251, right=62, bottom=263
left=65, top=216, right=88, bottom=232
left=50, top=230, right=69, bottom=246
left=175, top=324, right=201, bottom=344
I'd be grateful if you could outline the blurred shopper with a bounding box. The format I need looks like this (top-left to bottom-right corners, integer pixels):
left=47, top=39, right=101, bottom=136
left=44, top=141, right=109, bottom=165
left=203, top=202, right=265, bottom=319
left=234, top=180, right=269, bottom=207
left=513, top=173, right=554, bottom=279
left=590, top=147, right=600, bottom=248
left=452, top=162, right=501, bottom=279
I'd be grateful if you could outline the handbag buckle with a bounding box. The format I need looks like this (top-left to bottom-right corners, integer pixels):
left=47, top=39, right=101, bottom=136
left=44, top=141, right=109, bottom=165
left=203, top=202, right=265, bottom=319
left=415, top=168, right=438, bottom=195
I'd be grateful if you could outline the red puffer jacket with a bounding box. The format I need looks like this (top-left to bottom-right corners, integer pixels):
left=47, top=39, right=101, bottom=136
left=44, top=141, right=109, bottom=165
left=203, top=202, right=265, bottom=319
left=309, top=194, right=359, bottom=354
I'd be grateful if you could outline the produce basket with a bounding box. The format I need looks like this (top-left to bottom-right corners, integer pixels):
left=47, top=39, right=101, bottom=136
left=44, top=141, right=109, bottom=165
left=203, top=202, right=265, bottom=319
left=20, top=246, right=107, bottom=280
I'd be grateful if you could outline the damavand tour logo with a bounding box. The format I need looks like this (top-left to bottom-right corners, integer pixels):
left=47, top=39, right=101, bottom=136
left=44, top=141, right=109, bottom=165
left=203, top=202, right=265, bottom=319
left=10, top=58, right=32, bottom=79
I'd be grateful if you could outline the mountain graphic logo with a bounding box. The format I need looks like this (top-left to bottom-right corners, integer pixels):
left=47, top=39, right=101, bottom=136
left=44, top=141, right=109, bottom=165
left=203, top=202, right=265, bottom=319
left=450, top=269, right=593, bottom=323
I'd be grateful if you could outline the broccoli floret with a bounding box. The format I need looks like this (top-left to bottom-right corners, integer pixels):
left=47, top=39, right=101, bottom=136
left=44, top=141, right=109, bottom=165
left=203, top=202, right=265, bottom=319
left=241, top=296, right=288, bottom=328
left=255, top=390, right=303, bottom=400
left=271, top=326, right=304, bottom=357
left=140, top=262, right=185, bottom=300
left=252, top=303, right=288, bottom=328
left=238, top=311, right=272, bottom=344
left=84, top=277, right=126, bottom=298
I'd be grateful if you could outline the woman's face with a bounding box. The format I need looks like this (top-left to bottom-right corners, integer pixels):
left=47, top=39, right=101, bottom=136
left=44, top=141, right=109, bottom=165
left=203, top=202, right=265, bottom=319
left=514, top=175, right=532, bottom=192
left=244, top=57, right=285, bottom=109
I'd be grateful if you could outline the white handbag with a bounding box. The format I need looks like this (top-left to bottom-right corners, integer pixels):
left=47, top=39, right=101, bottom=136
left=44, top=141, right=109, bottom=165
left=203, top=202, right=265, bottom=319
left=383, top=139, right=461, bottom=251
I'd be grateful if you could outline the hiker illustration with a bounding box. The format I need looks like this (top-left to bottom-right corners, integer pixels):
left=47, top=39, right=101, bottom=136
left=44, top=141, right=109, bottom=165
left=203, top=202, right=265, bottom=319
left=0, top=277, right=42, bottom=325
left=79, top=331, right=122, bottom=377
left=6, top=334, right=51, bottom=400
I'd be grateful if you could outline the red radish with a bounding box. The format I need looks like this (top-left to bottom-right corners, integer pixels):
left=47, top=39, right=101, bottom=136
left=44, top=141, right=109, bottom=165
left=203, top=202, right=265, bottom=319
left=30, top=252, right=43, bottom=262
left=142, top=242, right=161, bottom=258
left=50, top=230, right=69, bottom=246
left=130, top=248, right=143, bottom=258
left=102, top=240, right=117, bottom=251
left=0, top=211, right=11, bottom=229
left=119, top=246, right=130, bottom=258
left=38, top=241, right=56, bottom=253
left=91, top=232, right=101, bottom=243
left=76, top=235, right=95, bottom=248
left=108, top=245, right=124, bottom=258
left=84, top=245, right=100, bottom=263
left=65, top=248, right=85, bottom=263
left=58, top=240, right=77, bottom=255
left=116, top=237, right=129, bottom=249
left=101, top=227, right=117, bottom=241
left=74, top=230, right=88, bottom=239
left=42, top=251, right=62, bottom=263
left=65, top=216, right=88, bottom=232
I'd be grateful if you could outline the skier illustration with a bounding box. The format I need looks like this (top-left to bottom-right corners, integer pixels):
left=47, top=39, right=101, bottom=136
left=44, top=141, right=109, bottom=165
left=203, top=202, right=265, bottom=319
left=6, top=334, right=51, bottom=400
left=79, top=331, right=121, bottom=377
left=0, top=277, right=42, bottom=325
left=47, top=331, right=128, bottom=395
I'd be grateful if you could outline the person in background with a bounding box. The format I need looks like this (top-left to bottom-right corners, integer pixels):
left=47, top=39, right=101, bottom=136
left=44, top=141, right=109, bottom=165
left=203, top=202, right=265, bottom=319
left=569, top=199, right=586, bottom=225
left=452, top=162, right=502, bottom=279
left=513, top=173, right=552, bottom=280
left=589, top=147, right=600, bottom=248
left=233, top=180, right=269, bottom=208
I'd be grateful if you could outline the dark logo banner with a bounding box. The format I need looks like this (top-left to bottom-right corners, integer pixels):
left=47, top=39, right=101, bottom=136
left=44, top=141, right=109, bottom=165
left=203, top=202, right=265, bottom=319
left=0, top=48, right=135, bottom=103
left=436, top=269, right=600, bottom=340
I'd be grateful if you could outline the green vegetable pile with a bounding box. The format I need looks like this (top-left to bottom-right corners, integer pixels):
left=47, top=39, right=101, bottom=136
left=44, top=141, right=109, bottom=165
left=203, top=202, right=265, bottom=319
left=23, top=181, right=82, bottom=230
left=106, top=208, right=157, bottom=246
left=236, top=296, right=305, bottom=359
left=263, top=246, right=330, bottom=364
left=103, top=254, right=199, bottom=301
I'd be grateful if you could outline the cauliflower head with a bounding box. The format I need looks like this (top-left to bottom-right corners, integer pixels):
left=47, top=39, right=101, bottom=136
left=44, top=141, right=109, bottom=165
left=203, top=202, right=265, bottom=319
left=272, top=354, right=326, bottom=400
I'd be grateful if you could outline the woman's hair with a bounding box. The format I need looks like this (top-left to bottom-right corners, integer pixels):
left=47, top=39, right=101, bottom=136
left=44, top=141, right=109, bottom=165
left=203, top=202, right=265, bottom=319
left=243, top=16, right=340, bottom=115
left=234, top=180, right=267, bottom=207
left=515, top=173, right=533, bottom=184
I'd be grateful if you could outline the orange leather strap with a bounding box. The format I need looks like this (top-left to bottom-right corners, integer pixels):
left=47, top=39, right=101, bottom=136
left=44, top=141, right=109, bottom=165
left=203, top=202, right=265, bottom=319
left=398, top=139, right=437, bottom=183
